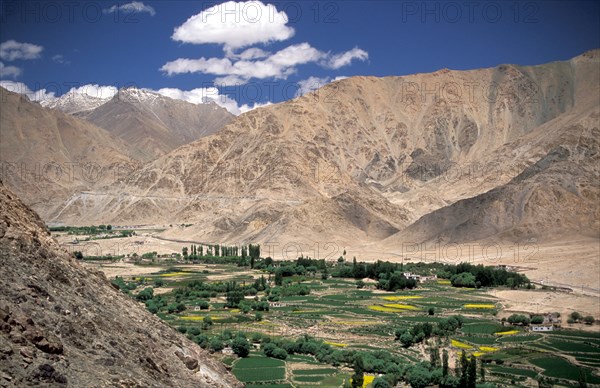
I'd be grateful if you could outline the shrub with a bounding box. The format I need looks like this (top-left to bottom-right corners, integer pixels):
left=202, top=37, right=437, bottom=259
left=530, top=315, right=544, bottom=324
left=232, top=337, right=250, bottom=357
left=451, top=272, right=476, bottom=288
left=209, top=338, right=224, bottom=352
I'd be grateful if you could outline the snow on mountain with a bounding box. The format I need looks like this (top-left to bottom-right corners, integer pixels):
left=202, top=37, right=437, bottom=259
left=40, top=88, right=116, bottom=114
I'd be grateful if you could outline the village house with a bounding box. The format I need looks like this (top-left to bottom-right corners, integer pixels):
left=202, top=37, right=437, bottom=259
left=268, top=302, right=287, bottom=308
left=530, top=325, right=554, bottom=332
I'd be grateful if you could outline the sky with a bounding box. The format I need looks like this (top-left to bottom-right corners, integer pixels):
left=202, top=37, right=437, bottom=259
left=0, top=0, right=599, bottom=114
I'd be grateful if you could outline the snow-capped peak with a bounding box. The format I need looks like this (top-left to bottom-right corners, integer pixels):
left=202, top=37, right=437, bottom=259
left=40, top=86, right=117, bottom=114
left=116, top=87, right=164, bottom=104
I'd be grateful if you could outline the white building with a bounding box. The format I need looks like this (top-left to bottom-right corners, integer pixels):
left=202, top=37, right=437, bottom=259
left=531, top=325, right=554, bottom=332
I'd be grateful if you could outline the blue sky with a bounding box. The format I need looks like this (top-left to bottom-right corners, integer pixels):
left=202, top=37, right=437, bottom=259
left=1, top=0, right=598, bottom=114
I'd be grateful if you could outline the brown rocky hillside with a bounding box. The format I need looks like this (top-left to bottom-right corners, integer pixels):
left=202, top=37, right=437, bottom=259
left=0, top=181, right=241, bottom=387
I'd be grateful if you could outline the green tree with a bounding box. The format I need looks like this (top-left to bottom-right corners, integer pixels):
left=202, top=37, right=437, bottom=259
left=430, top=346, right=440, bottom=368
left=351, top=355, right=364, bottom=388
left=459, top=351, right=468, bottom=387
left=451, top=272, right=477, bottom=288
left=226, top=290, right=244, bottom=307
left=372, top=377, right=391, bottom=388
left=583, top=316, right=595, bottom=324
left=531, top=315, right=544, bottom=324
left=209, top=337, right=224, bottom=352
left=467, top=356, right=477, bottom=388
left=182, top=246, right=188, bottom=257
left=442, top=349, right=449, bottom=378
left=232, top=337, right=250, bottom=357
left=480, top=360, right=486, bottom=383
left=399, top=331, right=414, bottom=347
left=202, top=316, right=213, bottom=330
left=135, top=287, right=154, bottom=301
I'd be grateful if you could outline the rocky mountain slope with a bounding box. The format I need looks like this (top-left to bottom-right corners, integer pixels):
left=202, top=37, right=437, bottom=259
left=0, top=87, right=138, bottom=221
left=44, top=51, right=599, bottom=251
left=40, top=91, right=113, bottom=115
left=0, top=181, right=241, bottom=387
left=75, top=88, right=234, bottom=161
left=3, top=51, right=598, bottom=255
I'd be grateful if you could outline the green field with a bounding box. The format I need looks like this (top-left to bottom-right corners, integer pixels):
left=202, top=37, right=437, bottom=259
left=105, top=257, right=600, bottom=388
left=293, top=368, right=337, bottom=375
left=530, top=356, right=600, bottom=383
left=232, top=367, right=285, bottom=382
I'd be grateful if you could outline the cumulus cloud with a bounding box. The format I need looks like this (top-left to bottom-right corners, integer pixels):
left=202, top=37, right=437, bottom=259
left=0, top=40, right=43, bottom=61
left=294, top=75, right=350, bottom=97
left=172, top=1, right=294, bottom=51
left=0, top=80, right=56, bottom=101
left=324, top=47, right=369, bottom=69
left=0, top=62, right=22, bottom=78
left=103, top=1, right=156, bottom=16
left=154, top=86, right=270, bottom=115
left=295, top=76, right=331, bottom=97
left=161, top=43, right=365, bottom=85
left=64, top=84, right=119, bottom=99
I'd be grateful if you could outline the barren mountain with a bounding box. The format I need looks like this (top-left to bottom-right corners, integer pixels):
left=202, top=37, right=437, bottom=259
left=76, top=88, right=234, bottom=161
left=5, top=51, right=599, bottom=256
left=0, top=181, right=241, bottom=387
left=45, top=51, right=598, bottom=251
left=40, top=91, right=113, bottom=115
left=0, top=87, right=138, bottom=220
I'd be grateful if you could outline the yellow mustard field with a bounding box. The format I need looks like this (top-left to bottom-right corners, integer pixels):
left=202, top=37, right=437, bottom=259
left=382, top=296, right=424, bottom=301
left=382, top=304, right=421, bottom=310
left=463, top=304, right=496, bottom=309
left=451, top=339, right=473, bottom=349
left=495, top=330, right=520, bottom=336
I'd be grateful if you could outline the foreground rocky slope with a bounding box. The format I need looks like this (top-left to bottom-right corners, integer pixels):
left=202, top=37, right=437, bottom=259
left=0, top=181, right=241, bottom=387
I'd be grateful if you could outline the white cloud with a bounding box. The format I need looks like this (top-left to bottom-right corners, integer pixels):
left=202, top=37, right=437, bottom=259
left=324, top=47, right=369, bottom=69
left=294, top=75, right=352, bottom=97
left=268, top=43, right=324, bottom=67
left=0, top=80, right=56, bottom=101
left=52, top=54, right=70, bottom=65
left=103, top=1, right=156, bottom=16
left=65, top=84, right=119, bottom=99
left=238, top=101, right=272, bottom=114
left=172, top=1, right=294, bottom=50
left=161, top=43, right=364, bottom=85
left=154, top=86, right=270, bottom=115
left=0, top=40, right=43, bottom=61
left=213, top=75, right=250, bottom=86
left=0, top=62, right=22, bottom=78
left=295, top=76, right=331, bottom=97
